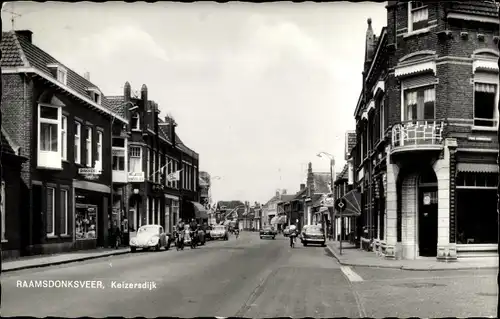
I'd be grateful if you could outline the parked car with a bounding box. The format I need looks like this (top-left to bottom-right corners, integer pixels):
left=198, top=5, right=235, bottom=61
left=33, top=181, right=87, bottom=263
left=301, top=225, right=326, bottom=247
left=210, top=225, right=229, bottom=240
left=129, top=225, right=171, bottom=252
left=260, top=226, right=276, bottom=239
left=283, top=226, right=291, bottom=237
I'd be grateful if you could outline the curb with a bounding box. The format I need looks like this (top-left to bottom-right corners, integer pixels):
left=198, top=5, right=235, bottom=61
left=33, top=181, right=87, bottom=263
left=3, top=250, right=131, bottom=273
left=325, top=245, right=497, bottom=271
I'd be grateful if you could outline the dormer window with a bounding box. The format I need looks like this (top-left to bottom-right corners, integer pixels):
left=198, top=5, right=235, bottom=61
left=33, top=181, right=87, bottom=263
left=87, top=88, right=102, bottom=105
left=131, top=113, right=140, bottom=130
left=47, top=64, right=68, bottom=85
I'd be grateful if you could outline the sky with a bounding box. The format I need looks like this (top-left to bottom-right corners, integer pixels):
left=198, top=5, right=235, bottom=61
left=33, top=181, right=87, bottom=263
left=2, top=1, right=387, bottom=204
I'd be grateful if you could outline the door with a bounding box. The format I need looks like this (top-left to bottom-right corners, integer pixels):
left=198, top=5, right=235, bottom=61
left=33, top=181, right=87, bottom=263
left=418, top=187, right=438, bottom=257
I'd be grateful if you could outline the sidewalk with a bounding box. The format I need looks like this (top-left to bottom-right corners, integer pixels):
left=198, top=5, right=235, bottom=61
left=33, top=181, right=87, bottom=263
left=326, top=241, right=498, bottom=271
left=2, top=247, right=130, bottom=272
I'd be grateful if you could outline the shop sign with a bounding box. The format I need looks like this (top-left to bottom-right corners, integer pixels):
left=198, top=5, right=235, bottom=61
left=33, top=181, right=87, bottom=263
left=323, top=197, right=334, bottom=207
left=78, top=168, right=102, bottom=181
left=128, top=172, right=145, bottom=183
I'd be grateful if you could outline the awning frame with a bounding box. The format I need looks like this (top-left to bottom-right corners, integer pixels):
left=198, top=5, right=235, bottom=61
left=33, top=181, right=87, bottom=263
left=456, top=162, right=498, bottom=174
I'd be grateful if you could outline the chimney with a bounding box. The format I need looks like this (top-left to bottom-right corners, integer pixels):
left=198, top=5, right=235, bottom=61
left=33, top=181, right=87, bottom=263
left=276, top=190, right=280, bottom=197
left=141, top=84, right=148, bottom=131
left=364, top=18, right=376, bottom=73
left=84, top=72, right=90, bottom=81
left=282, top=189, right=287, bottom=195
left=300, top=184, right=305, bottom=191
left=15, top=30, right=33, bottom=43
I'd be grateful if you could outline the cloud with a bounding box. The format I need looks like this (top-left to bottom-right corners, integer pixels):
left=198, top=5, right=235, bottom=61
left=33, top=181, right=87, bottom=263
left=78, top=25, right=170, bottom=62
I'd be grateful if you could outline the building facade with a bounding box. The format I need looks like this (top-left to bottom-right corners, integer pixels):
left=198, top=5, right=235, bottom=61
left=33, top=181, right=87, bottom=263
left=107, top=83, right=203, bottom=235
left=1, top=30, right=128, bottom=255
left=353, top=1, right=499, bottom=261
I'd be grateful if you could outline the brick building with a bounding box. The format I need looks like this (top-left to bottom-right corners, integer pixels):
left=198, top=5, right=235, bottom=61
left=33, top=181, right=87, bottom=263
left=352, top=1, right=499, bottom=261
left=1, top=30, right=128, bottom=255
left=107, top=83, right=203, bottom=235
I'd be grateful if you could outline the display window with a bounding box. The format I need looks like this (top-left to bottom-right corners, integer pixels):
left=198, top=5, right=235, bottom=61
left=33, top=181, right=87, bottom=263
left=75, top=205, right=97, bottom=240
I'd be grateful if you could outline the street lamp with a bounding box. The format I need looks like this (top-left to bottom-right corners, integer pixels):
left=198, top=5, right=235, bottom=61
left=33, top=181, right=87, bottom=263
left=317, top=151, right=340, bottom=253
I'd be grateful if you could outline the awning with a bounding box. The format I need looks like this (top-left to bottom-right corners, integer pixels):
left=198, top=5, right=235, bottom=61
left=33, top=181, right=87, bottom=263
left=191, top=201, right=208, bottom=220
left=270, top=216, right=279, bottom=225
left=277, top=215, right=287, bottom=224
left=337, top=189, right=362, bottom=217
left=457, top=163, right=498, bottom=173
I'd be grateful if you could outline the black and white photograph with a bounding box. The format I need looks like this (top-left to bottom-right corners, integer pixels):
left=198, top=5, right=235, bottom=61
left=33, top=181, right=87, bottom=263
left=0, top=1, right=499, bottom=318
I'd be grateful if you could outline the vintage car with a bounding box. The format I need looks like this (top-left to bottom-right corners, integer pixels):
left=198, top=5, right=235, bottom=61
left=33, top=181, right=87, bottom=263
left=129, top=225, right=171, bottom=252
left=260, top=226, right=276, bottom=239
left=301, top=225, right=326, bottom=247
left=210, top=225, right=229, bottom=240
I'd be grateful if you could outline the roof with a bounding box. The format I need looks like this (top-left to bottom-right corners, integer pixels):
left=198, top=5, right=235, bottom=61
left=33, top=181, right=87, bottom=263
left=276, top=195, right=297, bottom=204
left=335, top=164, right=349, bottom=183
left=312, top=172, right=332, bottom=194
left=1, top=31, right=123, bottom=121
left=293, top=187, right=308, bottom=201
left=448, top=1, right=498, bottom=18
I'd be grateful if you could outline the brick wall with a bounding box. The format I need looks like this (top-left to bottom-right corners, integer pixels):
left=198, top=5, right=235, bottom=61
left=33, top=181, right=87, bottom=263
left=1, top=74, right=33, bottom=185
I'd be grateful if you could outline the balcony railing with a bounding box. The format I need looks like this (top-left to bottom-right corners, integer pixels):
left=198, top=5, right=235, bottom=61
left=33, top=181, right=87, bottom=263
left=391, top=119, right=445, bottom=149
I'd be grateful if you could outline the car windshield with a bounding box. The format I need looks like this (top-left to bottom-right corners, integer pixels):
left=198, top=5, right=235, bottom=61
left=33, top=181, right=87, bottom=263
left=138, top=226, right=159, bottom=233
left=263, top=227, right=273, bottom=231
left=213, top=226, right=225, bottom=231
left=306, top=226, right=323, bottom=234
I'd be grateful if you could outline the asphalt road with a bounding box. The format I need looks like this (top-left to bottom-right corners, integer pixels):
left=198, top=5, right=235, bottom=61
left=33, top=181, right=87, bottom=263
left=1, top=232, right=497, bottom=317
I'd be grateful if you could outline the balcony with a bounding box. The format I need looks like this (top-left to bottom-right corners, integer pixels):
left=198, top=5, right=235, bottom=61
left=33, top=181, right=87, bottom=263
left=391, top=120, right=445, bottom=155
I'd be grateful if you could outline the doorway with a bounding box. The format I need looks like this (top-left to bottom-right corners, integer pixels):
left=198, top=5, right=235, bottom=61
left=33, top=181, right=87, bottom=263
left=418, top=166, right=438, bottom=257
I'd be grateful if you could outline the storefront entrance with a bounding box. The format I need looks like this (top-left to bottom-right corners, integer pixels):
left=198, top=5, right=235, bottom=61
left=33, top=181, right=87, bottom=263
left=418, top=167, right=438, bottom=257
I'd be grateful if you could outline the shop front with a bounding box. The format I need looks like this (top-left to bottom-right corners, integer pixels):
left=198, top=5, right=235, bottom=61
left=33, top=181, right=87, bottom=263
left=164, top=193, right=180, bottom=233
left=74, top=182, right=110, bottom=250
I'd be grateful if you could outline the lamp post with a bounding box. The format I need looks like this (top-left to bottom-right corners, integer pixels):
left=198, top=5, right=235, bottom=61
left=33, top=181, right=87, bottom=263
left=208, top=176, right=222, bottom=225
left=317, top=152, right=337, bottom=246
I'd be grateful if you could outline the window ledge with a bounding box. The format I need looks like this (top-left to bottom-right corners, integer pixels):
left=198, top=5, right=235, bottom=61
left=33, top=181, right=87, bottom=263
left=1, top=239, right=8, bottom=243
left=47, top=234, right=58, bottom=239
left=37, top=166, right=63, bottom=171
left=404, top=27, right=431, bottom=39
left=62, top=159, right=69, bottom=163
left=472, top=126, right=497, bottom=132
left=131, top=129, right=141, bottom=132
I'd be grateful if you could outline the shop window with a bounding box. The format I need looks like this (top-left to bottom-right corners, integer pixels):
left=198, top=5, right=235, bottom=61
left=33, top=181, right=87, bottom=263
left=61, top=189, right=68, bottom=235
left=474, top=83, right=497, bottom=128
left=456, top=172, right=498, bottom=188
left=457, top=189, right=497, bottom=244
left=1, top=181, right=5, bottom=241
left=128, top=146, right=142, bottom=173
left=74, top=122, right=81, bottom=164
left=38, top=104, right=62, bottom=169
left=75, top=205, right=97, bottom=240
left=408, top=1, right=428, bottom=33
left=46, top=187, right=55, bottom=236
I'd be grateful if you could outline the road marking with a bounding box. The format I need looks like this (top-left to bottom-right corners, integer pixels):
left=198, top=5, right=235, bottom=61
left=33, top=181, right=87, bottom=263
left=341, top=266, right=364, bottom=282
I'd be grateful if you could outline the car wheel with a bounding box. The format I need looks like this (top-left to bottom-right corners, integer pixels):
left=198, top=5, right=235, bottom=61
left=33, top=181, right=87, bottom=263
left=260, top=236, right=263, bottom=239
left=130, top=247, right=136, bottom=253
left=321, top=243, right=326, bottom=247
left=272, top=237, right=276, bottom=240
left=303, top=242, right=308, bottom=246
left=155, top=243, right=161, bottom=251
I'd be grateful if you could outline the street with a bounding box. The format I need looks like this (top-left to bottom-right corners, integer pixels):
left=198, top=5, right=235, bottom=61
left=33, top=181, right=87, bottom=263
left=2, top=232, right=497, bottom=318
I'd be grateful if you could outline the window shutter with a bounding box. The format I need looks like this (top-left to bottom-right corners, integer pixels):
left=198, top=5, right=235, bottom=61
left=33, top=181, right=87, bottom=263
left=402, top=75, right=437, bottom=90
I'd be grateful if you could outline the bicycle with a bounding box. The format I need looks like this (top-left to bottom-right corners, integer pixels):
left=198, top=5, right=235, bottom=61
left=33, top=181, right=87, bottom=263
left=289, top=233, right=296, bottom=248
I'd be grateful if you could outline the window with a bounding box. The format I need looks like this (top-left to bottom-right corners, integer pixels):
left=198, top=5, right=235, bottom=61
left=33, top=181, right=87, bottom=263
left=152, top=151, right=157, bottom=182
left=404, top=86, right=435, bottom=122
left=86, top=127, right=93, bottom=167
left=57, top=68, right=67, bottom=85
left=146, top=150, right=151, bottom=180
left=61, top=116, right=67, bottom=160
left=38, top=105, right=62, bottom=169
left=75, top=205, right=97, bottom=240
left=380, top=99, right=385, bottom=139
left=93, top=93, right=101, bottom=105
left=47, top=187, right=55, bottom=236
left=474, top=83, right=498, bottom=128
left=129, top=146, right=142, bottom=173
left=153, top=197, right=157, bottom=224
left=147, top=197, right=151, bottom=225
left=408, top=1, right=428, bottom=33
left=131, top=113, right=140, bottom=130
left=1, top=181, right=5, bottom=241
left=61, top=189, right=68, bottom=235
left=96, top=131, right=103, bottom=163
left=75, top=122, right=81, bottom=164
left=112, top=138, right=126, bottom=171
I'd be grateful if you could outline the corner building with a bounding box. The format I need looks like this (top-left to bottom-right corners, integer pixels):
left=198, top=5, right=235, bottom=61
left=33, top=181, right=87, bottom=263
left=353, top=1, right=499, bottom=261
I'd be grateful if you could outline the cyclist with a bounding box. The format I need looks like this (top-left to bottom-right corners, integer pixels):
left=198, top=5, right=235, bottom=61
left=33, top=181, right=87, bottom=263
left=289, top=224, right=297, bottom=248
